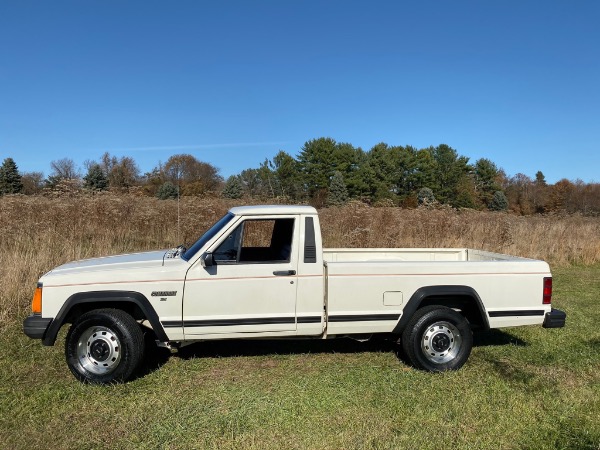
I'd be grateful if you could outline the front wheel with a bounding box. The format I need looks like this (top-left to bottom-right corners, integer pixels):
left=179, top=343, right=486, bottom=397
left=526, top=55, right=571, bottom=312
left=65, top=309, right=145, bottom=384
left=401, top=306, right=473, bottom=372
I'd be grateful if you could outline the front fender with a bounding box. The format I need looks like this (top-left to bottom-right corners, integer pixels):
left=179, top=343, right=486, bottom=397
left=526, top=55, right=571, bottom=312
left=42, top=290, right=169, bottom=346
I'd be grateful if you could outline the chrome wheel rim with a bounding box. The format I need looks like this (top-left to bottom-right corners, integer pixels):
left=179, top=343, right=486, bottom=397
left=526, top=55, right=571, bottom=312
left=421, top=321, right=462, bottom=364
left=77, top=326, right=122, bottom=375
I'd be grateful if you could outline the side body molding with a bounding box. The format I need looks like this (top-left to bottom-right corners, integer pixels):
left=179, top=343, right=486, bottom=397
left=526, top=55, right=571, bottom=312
left=42, top=290, right=169, bottom=346
left=392, top=285, right=490, bottom=335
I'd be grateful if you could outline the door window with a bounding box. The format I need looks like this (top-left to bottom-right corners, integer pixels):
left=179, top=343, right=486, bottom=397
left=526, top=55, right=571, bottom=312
left=213, top=218, right=294, bottom=264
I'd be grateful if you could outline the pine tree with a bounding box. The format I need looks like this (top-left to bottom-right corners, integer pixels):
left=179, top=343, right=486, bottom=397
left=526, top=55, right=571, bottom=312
left=0, top=158, right=24, bottom=194
left=222, top=176, right=243, bottom=199
left=156, top=181, right=179, bottom=200
left=297, top=137, right=358, bottom=198
left=83, top=163, right=109, bottom=191
left=417, top=187, right=435, bottom=206
left=474, top=158, right=501, bottom=207
left=535, top=171, right=547, bottom=185
left=327, top=171, right=348, bottom=206
left=428, top=144, right=472, bottom=206
left=490, top=191, right=509, bottom=211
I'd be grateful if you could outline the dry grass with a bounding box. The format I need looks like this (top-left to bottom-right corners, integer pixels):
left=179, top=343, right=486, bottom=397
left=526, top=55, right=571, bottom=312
left=1, top=194, right=599, bottom=328
left=320, top=201, right=600, bottom=265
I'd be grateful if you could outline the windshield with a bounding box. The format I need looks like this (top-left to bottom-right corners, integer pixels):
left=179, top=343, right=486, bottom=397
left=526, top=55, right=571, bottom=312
left=181, top=213, right=235, bottom=261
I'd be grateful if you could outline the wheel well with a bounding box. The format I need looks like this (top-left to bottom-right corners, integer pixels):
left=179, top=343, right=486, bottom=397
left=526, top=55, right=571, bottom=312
left=63, top=301, right=147, bottom=325
left=392, top=286, right=490, bottom=335
left=42, top=291, right=169, bottom=346
left=419, top=295, right=487, bottom=330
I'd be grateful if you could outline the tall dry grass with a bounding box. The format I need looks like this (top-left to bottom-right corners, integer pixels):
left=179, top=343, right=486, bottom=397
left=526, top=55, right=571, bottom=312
left=320, top=201, right=600, bottom=265
left=1, top=195, right=599, bottom=329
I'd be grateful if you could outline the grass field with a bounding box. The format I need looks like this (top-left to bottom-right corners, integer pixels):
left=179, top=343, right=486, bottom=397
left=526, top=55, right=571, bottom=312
left=1, top=195, right=599, bottom=449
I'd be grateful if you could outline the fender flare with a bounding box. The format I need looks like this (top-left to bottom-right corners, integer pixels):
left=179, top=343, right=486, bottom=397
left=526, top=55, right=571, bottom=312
left=42, top=290, right=169, bottom=346
left=392, top=285, right=489, bottom=335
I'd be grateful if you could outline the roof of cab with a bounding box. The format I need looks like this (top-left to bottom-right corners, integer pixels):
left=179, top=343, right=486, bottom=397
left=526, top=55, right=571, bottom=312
left=228, top=205, right=318, bottom=216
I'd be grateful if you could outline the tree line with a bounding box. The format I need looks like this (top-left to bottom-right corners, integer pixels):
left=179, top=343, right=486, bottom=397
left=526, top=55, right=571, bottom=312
left=1, top=137, right=598, bottom=215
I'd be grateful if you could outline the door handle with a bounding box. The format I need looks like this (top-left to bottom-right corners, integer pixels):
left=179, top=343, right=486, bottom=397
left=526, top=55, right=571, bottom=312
left=273, top=270, right=296, bottom=276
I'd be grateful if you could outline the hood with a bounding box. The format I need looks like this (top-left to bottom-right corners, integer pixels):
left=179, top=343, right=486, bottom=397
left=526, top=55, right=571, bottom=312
left=45, top=249, right=171, bottom=277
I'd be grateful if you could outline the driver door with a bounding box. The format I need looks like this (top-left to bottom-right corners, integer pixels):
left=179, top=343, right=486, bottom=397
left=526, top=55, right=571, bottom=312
left=182, top=216, right=299, bottom=336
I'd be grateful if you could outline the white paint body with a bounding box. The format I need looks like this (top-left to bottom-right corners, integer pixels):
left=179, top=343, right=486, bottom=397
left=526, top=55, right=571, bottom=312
left=38, top=205, right=552, bottom=342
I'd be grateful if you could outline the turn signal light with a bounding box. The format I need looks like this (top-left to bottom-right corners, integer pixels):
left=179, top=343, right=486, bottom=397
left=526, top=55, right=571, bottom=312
left=543, top=277, right=552, bottom=305
left=31, top=285, right=43, bottom=314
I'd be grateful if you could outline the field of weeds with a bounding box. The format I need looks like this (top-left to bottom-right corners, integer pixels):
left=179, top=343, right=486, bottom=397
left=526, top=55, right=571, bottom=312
left=1, top=194, right=599, bottom=449
left=1, top=194, right=598, bottom=325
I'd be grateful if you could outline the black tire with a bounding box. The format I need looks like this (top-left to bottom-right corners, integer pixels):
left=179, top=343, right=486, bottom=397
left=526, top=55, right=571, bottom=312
left=401, top=305, right=473, bottom=372
left=65, top=308, right=145, bottom=384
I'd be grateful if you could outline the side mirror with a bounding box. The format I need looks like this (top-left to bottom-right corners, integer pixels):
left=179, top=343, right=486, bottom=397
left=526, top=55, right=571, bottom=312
left=201, top=252, right=214, bottom=268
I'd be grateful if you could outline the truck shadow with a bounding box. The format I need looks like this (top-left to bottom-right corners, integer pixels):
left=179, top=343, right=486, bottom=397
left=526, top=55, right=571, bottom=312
left=473, top=329, right=528, bottom=347
left=176, top=337, right=398, bottom=360
left=137, top=329, right=527, bottom=378
left=136, top=332, right=173, bottom=379
left=174, top=329, right=527, bottom=360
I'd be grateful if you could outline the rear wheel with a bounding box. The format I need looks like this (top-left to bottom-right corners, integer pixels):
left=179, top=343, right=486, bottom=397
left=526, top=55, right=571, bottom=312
left=65, top=309, right=145, bottom=384
left=401, top=306, right=472, bottom=372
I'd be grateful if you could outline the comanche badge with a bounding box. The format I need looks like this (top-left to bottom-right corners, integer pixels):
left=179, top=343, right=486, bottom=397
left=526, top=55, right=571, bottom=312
left=151, top=291, right=177, bottom=297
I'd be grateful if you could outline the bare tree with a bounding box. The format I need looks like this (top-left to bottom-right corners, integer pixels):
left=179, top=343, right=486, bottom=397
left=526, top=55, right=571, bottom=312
left=50, top=158, right=79, bottom=180
left=21, top=171, right=45, bottom=194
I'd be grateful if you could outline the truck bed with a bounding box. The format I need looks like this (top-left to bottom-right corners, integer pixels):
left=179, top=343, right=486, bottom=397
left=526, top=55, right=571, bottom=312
left=322, top=248, right=551, bottom=335
left=323, top=248, right=536, bottom=263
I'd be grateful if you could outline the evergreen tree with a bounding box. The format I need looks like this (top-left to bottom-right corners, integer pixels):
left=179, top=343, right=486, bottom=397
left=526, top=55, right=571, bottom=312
left=474, top=158, right=501, bottom=207
left=490, top=191, right=509, bottom=211
left=417, top=187, right=435, bottom=205
left=535, top=171, right=547, bottom=185
left=239, top=168, right=268, bottom=198
left=297, top=137, right=337, bottom=197
left=350, top=160, right=378, bottom=200
left=365, top=143, right=400, bottom=201
left=156, top=181, right=178, bottom=200
left=44, top=175, right=63, bottom=190
left=454, top=175, right=478, bottom=209
left=0, top=157, right=24, bottom=194
left=327, top=171, right=348, bottom=206
left=222, top=176, right=243, bottom=199
left=297, top=137, right=359, bottom=198
left=428, top=144, right=472, bottom=206
left=271, top=151, right=300, bottom=199
left=257, top=159, right=277, bottom=198
left=83, top=163, right=108, bottom=191
left=532, top=170, right=548, bottom=213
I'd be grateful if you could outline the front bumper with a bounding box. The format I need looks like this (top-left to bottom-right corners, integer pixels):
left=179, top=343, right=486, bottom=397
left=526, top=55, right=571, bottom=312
left=542, top=308, right=566, bottom=328
left=23, top=315, right=53, bottom=339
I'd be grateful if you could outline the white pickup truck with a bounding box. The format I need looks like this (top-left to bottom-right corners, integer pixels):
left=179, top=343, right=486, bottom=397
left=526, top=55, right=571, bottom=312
left=23, top=205, right=565, bottom=383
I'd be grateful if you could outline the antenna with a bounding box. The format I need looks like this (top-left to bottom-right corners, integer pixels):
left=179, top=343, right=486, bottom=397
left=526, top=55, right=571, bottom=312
left=177, top=177, right=180, bottom=243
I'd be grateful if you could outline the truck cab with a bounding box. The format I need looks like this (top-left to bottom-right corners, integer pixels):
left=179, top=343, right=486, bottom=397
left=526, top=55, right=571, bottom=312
left=177, top=205, right=326, bottom=339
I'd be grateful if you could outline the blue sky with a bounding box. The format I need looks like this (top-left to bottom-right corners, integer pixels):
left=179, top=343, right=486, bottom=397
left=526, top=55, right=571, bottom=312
left=1, top=1, right=598, bottom=183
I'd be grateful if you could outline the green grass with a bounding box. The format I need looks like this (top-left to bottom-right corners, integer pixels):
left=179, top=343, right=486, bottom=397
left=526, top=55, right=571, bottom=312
left=1, top=265, right=599, bottom=449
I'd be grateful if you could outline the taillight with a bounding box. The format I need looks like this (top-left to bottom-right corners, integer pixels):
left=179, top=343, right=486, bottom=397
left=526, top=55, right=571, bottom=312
left=543, top=277, right=552, bottom=305
left=31, top=284, right=43, bottom=314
